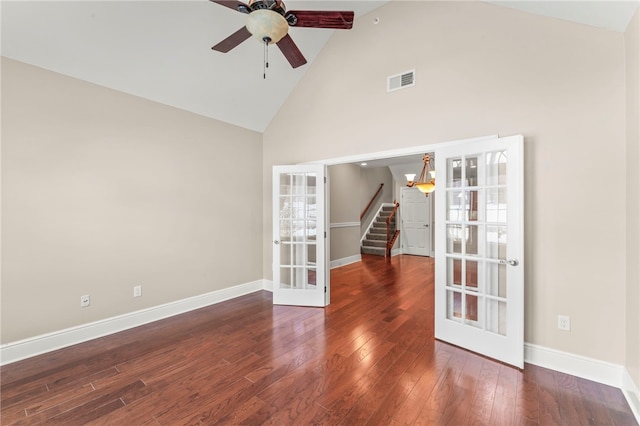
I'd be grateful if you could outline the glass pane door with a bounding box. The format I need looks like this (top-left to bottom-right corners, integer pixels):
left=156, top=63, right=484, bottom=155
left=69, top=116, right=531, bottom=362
left=272, top=165, right=327, bottom=307
left=435, top=135, right=524, bottom=368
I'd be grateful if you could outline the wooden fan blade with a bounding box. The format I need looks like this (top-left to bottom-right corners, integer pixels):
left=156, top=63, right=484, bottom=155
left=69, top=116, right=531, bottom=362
left=276, top=34, right=307, bottom=68
left=212, top=26, right=252, bottom=53
left=209, top=0, right=250, bottom=14
left=286, top=10, right=354, bottom=29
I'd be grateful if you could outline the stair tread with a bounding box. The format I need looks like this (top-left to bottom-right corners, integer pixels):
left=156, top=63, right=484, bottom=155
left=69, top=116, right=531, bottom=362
left=362, top=246, right=386, bottom=256
left=367, top=234, right=387, bottom=240
left=363, top=240, right=386, bottom=247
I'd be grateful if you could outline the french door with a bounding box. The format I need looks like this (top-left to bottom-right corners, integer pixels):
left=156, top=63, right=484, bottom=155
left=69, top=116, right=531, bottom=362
left=272, top=165, right=328, bottom=307
left=434, top=135, right=524, bottom=368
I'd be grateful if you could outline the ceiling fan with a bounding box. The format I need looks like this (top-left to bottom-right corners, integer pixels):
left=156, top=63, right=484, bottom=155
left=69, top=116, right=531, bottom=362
left=210, top=0, right=354, bottom=69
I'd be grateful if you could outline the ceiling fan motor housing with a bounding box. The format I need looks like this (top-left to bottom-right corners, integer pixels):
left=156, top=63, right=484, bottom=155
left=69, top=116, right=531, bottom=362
left=247, top=0, right=286, bottom=15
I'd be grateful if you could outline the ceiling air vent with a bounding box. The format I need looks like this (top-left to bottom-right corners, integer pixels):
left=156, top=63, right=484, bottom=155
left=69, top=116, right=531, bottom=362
left=387, top=69, right=415, bottom=92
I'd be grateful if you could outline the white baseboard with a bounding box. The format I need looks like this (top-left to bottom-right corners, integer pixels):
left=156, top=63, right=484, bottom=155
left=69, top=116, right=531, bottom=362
left=623, top=368, right=640, bottom=423
left=524, top=343, right=625, bottom=387
left=0, top=279, right=269, bottom=366
left=525, top=343, right=640, bottom=424
left=330, top=254, right=361, bottom=269
left=263, top=280, right=274, bottom=292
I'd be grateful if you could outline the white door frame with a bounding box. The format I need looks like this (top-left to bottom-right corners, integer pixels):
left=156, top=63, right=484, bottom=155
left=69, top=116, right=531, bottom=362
left=294, top=134, right=501, bottom=307
left=310, top=135, right=499, bottom=168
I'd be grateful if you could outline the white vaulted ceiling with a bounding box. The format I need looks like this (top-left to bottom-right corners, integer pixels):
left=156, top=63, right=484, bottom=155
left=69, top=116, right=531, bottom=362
left=2, top=1, right=638, bottom=133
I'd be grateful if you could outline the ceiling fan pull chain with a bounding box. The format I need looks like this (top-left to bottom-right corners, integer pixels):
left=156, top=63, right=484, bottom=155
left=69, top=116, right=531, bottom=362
left=263, top=36, right=270, bottom=79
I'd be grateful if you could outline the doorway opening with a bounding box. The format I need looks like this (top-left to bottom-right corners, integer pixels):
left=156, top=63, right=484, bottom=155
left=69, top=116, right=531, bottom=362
left=318, top=135, right=498, bottom=270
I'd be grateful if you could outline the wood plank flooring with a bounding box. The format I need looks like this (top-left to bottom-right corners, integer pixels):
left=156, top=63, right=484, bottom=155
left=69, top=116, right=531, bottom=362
left=1, top=254, right=637, bottom=425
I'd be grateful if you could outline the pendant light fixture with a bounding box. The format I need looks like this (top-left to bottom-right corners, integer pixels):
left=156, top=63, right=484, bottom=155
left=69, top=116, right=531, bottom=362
left=405, top=154, right=436, bottom=196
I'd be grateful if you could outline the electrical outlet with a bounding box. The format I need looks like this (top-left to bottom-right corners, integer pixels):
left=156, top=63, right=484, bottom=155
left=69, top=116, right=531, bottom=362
left=558, top=315, right=571, bottom=331
left=133, top=285, right=142, bottom=298
left=80, top=294, right=90, bottom=308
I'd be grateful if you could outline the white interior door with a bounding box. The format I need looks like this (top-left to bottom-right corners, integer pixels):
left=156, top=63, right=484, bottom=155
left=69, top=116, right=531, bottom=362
left=434, top=135, right=524, bottom=368
left=401, top=187, right=431, bottom=256
left=273, top=164, right=328, bottom=307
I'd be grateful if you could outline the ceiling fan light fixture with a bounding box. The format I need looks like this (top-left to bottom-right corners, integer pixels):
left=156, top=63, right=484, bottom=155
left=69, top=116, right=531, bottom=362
left=246, top=9, right=288, bottom=44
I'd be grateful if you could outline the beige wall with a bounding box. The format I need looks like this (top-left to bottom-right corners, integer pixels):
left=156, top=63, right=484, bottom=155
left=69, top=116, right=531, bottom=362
left=1, top=59, right=263, bottom=344
left=625, top=9, right=640, bottom=389
left=263, top=1, right=627, bottom=363
left=330, top=164, right=361, bottom=224
left=329, top=164, right=361, bottom=261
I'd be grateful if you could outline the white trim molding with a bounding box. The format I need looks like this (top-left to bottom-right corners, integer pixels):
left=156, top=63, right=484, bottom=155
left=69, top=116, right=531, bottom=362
left=330, top=222, right=360, bottom=228
left=330, top=254, right=362, bottom=269
left=524, top=343, right=640, bottom=424
left=0, top=279, right=269, bottom=366
left=525, top=342, right=626, bottom=387
left=305, top=134, right=499, bottom=166
left=623, top=368, right=640, bottom=423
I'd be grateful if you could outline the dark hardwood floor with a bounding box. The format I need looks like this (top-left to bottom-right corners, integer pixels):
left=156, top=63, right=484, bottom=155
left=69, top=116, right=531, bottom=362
left=1, top=255, right=637, bottom=425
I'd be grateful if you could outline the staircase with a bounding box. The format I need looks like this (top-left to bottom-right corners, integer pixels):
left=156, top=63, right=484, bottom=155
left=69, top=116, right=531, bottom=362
left=361, top=204, right=398, bottom=256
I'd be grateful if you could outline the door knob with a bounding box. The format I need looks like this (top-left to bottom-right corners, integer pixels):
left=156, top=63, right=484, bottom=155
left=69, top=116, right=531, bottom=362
left=499, top=258, right=519, bottom=266
left=274, top=240, right=280, bottom=245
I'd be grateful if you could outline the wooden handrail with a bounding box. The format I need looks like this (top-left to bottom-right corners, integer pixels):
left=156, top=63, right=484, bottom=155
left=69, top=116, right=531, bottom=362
left=386, top=202, right=400, bottom=257
left=385, top=202, right=399, bottom=226
left=360, top=183, right=384, bottom=221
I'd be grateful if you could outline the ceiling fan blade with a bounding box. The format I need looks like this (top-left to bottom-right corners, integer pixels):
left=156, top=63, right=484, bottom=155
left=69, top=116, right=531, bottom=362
left=209, top=0, right=250, bottom=14
left=212, top=26, right=252, bottom=53
left=276, top=34, right=307, bottom=68
left=286, top=10, right=354, bottom=29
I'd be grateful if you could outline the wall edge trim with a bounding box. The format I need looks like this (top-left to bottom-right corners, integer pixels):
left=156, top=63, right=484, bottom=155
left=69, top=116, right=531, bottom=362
left=330, top=222, right=360, bottom=228
left=524, top=342, right=638, bottom=422
left=524, top=342, right=625, bottom=387
left=0, top=279, right=268, bottom=365
left=622, top=367, right=640, bottom=424
left=330, top=254, right=362, bottom=269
